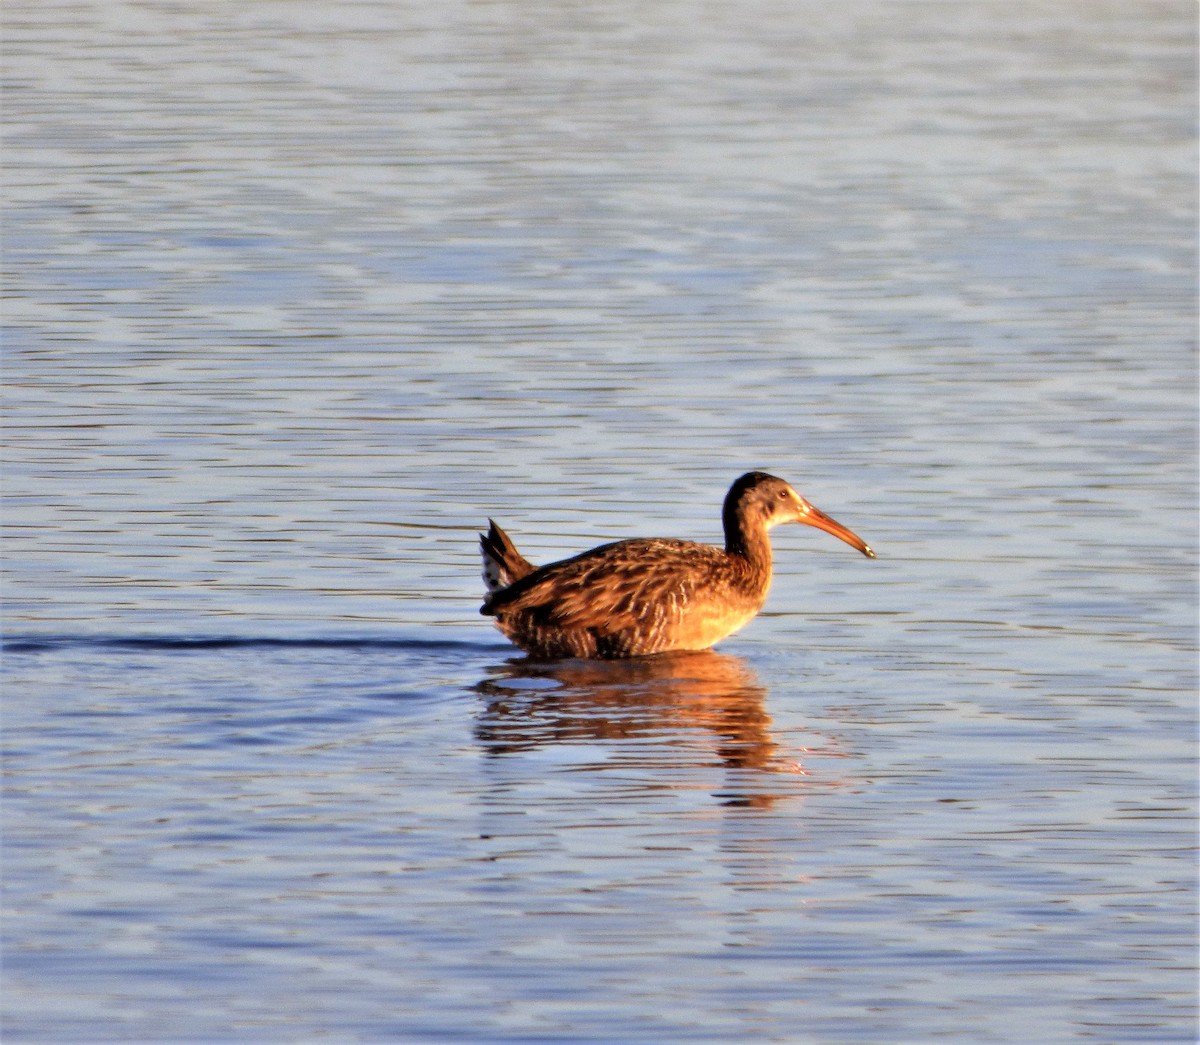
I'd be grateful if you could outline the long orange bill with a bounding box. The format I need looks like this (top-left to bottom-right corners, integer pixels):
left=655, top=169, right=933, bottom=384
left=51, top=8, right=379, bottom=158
left=801, top=503, right=876, bottom=559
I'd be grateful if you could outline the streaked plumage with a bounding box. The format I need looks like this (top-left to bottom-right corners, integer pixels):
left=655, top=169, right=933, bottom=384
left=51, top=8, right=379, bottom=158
left=480, top=471, right=875, bottom=659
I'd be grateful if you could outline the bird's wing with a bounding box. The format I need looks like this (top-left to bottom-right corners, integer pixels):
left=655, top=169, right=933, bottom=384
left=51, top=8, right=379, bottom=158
left=483, top=538, right=724, bottom=629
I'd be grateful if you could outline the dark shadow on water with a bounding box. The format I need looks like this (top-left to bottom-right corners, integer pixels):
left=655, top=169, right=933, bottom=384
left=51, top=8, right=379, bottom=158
left=474, top=651, right=808, bottom=801
left=1, top=634, right=500, bottom=656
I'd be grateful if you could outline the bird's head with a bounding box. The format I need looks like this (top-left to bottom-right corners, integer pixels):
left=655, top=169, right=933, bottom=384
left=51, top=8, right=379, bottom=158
left=724, top=471, right=875, bottom=558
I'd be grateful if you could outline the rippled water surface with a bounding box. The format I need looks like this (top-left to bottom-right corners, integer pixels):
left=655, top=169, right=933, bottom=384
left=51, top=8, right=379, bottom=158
left=4, top=2, right=1197, bottom=1042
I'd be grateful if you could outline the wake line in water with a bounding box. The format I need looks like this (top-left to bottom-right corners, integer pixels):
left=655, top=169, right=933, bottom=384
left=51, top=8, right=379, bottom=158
left=2, top=635, right=504, bottom=656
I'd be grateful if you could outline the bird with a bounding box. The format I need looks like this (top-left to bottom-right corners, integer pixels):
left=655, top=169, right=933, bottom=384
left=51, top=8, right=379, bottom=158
left=479, top=471, right=874, bottom=659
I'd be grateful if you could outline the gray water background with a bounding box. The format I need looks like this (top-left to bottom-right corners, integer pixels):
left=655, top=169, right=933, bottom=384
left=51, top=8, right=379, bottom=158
left=3, top=2, right=1197, bottom=1042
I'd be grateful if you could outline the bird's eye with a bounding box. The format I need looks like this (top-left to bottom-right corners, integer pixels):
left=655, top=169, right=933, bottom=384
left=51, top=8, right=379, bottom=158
left=777, top=490, right=789, bottom=499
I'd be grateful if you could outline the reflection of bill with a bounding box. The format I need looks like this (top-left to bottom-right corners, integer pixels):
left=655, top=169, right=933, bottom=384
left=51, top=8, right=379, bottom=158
left=475, top=651, right=846, bottom=809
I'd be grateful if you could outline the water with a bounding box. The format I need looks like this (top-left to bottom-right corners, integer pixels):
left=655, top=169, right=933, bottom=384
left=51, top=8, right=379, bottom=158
left=3, top=1, right=1196, bottom=1042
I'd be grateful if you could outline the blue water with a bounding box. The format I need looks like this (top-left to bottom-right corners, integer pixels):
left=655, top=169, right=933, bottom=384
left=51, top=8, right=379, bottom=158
left=4, top=2, right=1196, bottom=1042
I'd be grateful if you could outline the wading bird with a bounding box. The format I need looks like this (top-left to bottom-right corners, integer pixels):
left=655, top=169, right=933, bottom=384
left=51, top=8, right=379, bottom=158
left=480, top=471, right=874, bottom=659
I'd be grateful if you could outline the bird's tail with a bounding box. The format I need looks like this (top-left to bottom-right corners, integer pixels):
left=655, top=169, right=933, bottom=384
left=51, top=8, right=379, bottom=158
left=480, top=519, right=536, bottom=599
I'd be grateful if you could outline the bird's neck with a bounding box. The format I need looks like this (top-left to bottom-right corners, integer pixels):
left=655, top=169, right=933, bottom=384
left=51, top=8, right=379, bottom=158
left=724, top=511, right=774, bottom=581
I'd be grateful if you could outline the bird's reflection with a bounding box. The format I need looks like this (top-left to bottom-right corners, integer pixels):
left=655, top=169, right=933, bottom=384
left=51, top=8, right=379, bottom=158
left=474, top=650, right=802, bottom=797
